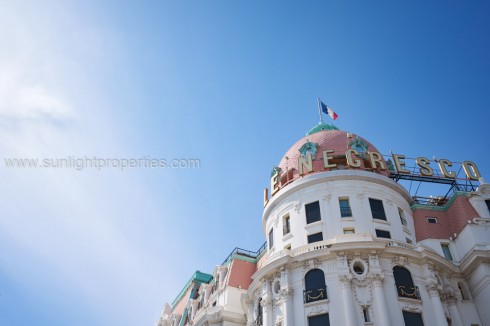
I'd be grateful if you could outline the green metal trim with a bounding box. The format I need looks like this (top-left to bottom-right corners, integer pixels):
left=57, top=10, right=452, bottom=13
left=410, top=191, right=468, bottom=211
left=178, top=308, right=188, bottom=326
left=306, top=122, right=339, bottom=135
left=171, top=270, right=213, bottom=309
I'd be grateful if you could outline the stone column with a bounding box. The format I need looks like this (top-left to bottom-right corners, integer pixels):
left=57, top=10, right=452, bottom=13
left=280, top=288, right=294, bottom=326
left=445, top=293, right=463, bottom=326
left=339, top=275, right=357, bottom=326
left=427, top=282, right=448, bottom=326
left=246, top=299, right=255, bottom=326
left=261, top=297, right=273, bottom=326
left=261, top=279, right=273, bottom=326
left=371, top=274, right=391, bottom=326
left=279, top=267, right=294, bottom=326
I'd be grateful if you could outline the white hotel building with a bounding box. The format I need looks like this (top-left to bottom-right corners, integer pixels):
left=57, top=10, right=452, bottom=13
left=157, top=122, right=490, bottom=326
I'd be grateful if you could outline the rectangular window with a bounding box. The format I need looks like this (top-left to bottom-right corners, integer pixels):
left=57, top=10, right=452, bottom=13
left=339, top=198, right=352, bottom=217
left=283, top=215, right=291, bottom=235
left=343, top=228, right=355, bottom=234
left=268, top=229, right=274, bottom=249
left=363, top=308, right=371, bottom=323
left=369, top=198, right=386, bottom=220
left=308, top=313, right=330, bottom=326
left=441, top=243, right=453, bottom=261
left=398, top=208, right=407, bottom=226
left=308, top=232, right=323, bottom=244
left=427, top=217, right=438, bottom=224
left=305, top=201, right=321, bottom=224
left=402, top=311, right=424, bottom=326
left=375, top=229, right=391, bottom=239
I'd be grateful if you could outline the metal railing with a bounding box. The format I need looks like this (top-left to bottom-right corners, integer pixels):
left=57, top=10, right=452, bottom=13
left=396, top=285, right=421, bottom=299
left=340, top=207, right=352, bottom=217
left=222, top=242, right=267, bottom=265
left=303, top=286, right=328, bottom=303
left=283, top=224, right=291, bottom=235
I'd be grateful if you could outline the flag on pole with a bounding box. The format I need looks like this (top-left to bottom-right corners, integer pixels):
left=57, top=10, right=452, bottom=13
left=320, top=101, right=338, bottom=120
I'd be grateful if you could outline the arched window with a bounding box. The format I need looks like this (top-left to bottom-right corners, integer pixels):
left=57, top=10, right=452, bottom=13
left=393, top=266, right=420, bottom=299
left=304, top=269, right=327, bottom=303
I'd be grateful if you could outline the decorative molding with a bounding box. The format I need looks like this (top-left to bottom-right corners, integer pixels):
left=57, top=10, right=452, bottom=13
left=426, top=281, right=442, bottom=296
left=401, top=303, right=422, bottom=313
left=279, top=288, right=294, bottom=299
left=307, top=305, right=327, bottom=316
left=293, top=201, right=302, bottom=214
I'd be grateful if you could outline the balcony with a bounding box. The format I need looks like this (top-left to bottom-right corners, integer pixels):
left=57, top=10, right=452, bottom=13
left=340, top=207, right=352, bottom=217
left=303, top=286, right=328, bottom=303
left=397, top=285, right=421, bottom=300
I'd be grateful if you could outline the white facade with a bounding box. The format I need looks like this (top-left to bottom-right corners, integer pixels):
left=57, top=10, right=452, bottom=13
left=158, top=128, right=490, bottom=326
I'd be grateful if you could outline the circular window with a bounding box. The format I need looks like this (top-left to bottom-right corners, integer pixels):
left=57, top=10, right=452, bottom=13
left=353, top=262, right=364, bottom=275
left=350, top=259, right=368, bottom=277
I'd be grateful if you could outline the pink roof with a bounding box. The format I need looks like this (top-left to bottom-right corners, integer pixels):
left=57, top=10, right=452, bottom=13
left=413, top=195, right=479, bottom=241
left=277, top=129, right=386, bottom=183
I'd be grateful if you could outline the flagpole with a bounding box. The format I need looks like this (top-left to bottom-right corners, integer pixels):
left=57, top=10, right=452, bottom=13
left=317, top=97, right=323, bottom=123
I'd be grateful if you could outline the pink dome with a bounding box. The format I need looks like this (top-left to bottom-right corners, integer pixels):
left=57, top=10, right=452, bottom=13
left=275, top=126, right=387, bottom=187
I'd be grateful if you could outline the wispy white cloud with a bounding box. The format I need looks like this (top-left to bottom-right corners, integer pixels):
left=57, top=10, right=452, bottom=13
left=0, top=2, right=169, bottom=325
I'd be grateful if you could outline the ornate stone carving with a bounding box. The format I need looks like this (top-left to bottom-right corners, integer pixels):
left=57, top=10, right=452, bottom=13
left=307, top=306, right=327, bottom=316
left=293, top=201, right=302, bottom=214
left=336, top=253, right=348, bottom=268
left=323, top=193, right=331, bottom=202
left=401, top=303, right=422, bottom=313
left=353, top=283, right=373, bottom=305
left=338, top=274, right=352, bottom=286
left=426, top=281, right=442, bottom=296
left=369, top=273, right=385, bottom=283
left=279, top=288, right=293, bottom=299
left=260, top=297, right=273, bottom=308
left=392, top=255, right=408, bottom=267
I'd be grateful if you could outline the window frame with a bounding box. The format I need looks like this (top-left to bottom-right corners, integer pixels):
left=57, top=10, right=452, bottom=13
left=427, top=217, right=438, bottom=224
left=375, top=229, right=391, bottom=239
left=398, top=207, right=407, bottom=226
left=283, top=214, right=291, bottom=236
left=441, top=243, right=453, bottom=261
left=369, top=198, right=387, bottom=220
left=305, top=201, right=321, bottom=224
left=304, top=269, right=327, bottom=304
left=307, top=232, right=323, bottom=244
left=268, top=228, right=274, bottom=250
left=339, top=197, right=352, bottom=217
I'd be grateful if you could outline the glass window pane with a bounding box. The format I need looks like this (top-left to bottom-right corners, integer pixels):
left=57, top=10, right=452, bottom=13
left=369, top=198, right=386, bottom=220
left=305, top=201, right=321, bottom=224
left=308, top=232, right=323, bottom=244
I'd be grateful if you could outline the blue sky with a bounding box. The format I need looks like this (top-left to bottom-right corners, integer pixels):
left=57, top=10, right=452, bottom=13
left=0, top=1, right=489, bottom=325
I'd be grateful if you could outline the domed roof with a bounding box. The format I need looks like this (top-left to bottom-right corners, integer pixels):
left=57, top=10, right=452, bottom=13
left=274, top=124, right=387, bottom=186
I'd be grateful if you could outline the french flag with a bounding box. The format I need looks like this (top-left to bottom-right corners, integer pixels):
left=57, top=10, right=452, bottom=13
left=320, top=101, right=338, bottom=120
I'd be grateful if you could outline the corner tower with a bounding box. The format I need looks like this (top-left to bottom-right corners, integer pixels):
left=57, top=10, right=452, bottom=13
left=245, top=123, right=486, bottom=326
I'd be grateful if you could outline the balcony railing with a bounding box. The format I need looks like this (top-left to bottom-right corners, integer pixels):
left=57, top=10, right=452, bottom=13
left=397, top=285, right=421, bottom=299
left=303, top=286, right=328, bottom=303
left=283, top=224, right=291, bottom=235
left=340, top=207, right=352, bottom=217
